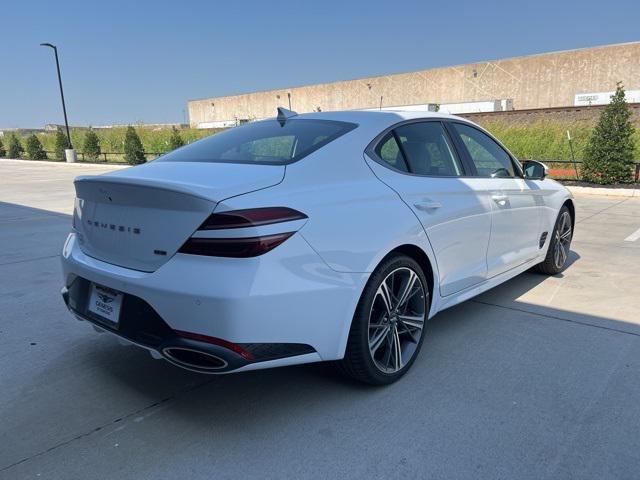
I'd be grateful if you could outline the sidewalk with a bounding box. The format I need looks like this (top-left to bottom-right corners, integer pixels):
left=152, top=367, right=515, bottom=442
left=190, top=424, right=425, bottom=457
left=565, top=185, right=640, bottom=197
left=0, top=158, right=127, bottom=170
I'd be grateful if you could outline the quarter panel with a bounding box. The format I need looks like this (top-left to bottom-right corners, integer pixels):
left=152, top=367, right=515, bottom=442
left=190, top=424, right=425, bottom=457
left=216, top=140, right=437, bottom=277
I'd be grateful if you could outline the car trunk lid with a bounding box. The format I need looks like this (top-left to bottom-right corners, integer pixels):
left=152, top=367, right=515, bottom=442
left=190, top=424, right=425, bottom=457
left=73, top=162, right=285, bottom=272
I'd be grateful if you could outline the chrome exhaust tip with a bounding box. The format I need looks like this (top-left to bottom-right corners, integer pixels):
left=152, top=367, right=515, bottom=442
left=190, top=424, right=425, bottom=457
left=161, top=346, right=228, bottom=371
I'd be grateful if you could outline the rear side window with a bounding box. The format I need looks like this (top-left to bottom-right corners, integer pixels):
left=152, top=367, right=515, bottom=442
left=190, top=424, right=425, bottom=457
left=158, top=119, right=357, bottom=165
left=451, top=123, right=515, bottom=177
left=394, top=122, right=463, bottom=176
left=374, top=132, right=408, bottom=172
left=373, top=121, right=463, bottom=176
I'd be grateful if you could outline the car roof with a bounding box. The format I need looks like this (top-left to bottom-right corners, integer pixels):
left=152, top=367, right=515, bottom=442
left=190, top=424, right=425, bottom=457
left=273, top=109, right=465, bottom=128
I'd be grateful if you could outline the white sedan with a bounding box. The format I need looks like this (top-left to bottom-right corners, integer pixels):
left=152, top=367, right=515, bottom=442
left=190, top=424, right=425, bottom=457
left=61, top=109, right=574, bottom=384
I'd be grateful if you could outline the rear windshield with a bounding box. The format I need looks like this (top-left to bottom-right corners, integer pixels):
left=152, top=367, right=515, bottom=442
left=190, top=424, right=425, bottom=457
left=158, top=119, right=357, bottom=165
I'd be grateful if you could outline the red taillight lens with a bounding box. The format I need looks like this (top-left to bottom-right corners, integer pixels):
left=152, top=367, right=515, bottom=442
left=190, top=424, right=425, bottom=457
left=174, top=330, right=255, bottom=361
left=198, top=207, right=307, bottom=230
left=179, top=207, right=306, bottom=258
left=179, top=232, right=294, bottom=258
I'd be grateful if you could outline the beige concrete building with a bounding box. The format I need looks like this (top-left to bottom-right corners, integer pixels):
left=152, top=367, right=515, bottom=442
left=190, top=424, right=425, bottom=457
left=188, top=42, right=640, bottom=128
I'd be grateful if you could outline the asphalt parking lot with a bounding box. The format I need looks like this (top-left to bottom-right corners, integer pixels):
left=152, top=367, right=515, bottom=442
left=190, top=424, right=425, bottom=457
left=1, top=159, right=639, bottom=479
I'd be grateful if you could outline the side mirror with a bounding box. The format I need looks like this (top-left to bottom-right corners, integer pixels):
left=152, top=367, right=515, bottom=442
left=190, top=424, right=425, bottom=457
left=522, top=160, right=548, bottom=180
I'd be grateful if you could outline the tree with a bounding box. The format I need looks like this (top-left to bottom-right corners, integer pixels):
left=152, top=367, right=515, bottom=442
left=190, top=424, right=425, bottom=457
left=123, top=126, right=146, bottom=165
left=168, top=126, right=185, bottom=151
left=7, top=134, right=24, bottom=158
left=0, top=138, right=6, bottom=158
left=581, top=83, right=636, bottom=184
left=54, top=129, right=71, bottom=160
left=83, top=130, right=101, bottom=160
left=25, top=134, right=48, bottom=160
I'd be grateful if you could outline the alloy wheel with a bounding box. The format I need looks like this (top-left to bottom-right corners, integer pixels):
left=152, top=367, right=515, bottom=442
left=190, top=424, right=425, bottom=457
left=368, top=267, right=427, bottom=374
left=554, top=211, right=572, bottom=269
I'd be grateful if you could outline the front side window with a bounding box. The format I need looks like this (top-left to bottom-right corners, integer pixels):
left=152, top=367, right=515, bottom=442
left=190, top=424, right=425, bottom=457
left=158, top=119, right=357, bottom=165
left=451, top=123, right=515, bottom=178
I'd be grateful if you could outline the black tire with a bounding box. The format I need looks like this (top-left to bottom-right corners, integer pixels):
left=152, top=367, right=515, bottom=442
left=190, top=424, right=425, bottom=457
left=337, top=254, right=430, bottom=385
left=534, top=205, right=573, bottom=275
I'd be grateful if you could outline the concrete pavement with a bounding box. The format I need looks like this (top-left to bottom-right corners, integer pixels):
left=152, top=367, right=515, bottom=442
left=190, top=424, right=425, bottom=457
left=1, top=160, right=639, bottom=479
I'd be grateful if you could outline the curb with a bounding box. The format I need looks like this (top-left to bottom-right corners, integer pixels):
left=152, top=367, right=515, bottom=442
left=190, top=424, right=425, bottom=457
left=566, top=185, right=639, bottom=197
left=1, top=158, right=128, bottom=169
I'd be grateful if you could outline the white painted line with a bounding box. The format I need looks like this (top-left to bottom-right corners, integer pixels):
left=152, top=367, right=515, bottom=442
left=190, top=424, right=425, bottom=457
left=624, top=227, right=640, bottom=242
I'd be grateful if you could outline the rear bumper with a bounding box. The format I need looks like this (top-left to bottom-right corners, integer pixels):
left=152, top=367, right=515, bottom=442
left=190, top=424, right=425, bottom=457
left=61, top=232, right=368, bottom=371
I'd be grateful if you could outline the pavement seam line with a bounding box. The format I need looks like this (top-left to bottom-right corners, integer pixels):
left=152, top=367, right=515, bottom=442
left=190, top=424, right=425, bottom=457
left=471, top=299, right=640, bottom=338
left=0, top=214, right=69, bottom=224
left=575, top=198, right=629, bottom=224
left=0, top=378, right=216, bottom=473
left=0, top=255, right=60, bottom=267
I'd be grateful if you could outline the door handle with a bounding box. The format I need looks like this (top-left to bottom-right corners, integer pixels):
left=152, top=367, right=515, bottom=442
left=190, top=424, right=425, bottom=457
left=491, top=194, right=508, bottom=205
left=414, top=201, right=442, bottom=211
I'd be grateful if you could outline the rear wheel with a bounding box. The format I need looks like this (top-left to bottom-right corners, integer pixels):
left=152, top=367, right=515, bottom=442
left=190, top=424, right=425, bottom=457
left=535, top=206, right=573, bottom=275
left=338, top=254, right=429, bottom=385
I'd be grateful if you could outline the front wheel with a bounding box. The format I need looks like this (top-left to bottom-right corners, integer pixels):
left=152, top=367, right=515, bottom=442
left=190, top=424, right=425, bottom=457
left=535, top=206, right=573, bottom=275
left=337, top=254, right=429, bottom=385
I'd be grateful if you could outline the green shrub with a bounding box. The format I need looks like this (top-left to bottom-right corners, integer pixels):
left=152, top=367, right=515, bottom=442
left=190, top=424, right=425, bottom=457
left=83, top=130, right=101, bottom=160
left=168, top=126, right=185, bottom=151
left=54, top=129, right=71, bottom=160
left=581, top=83, right=636, bottom=184
left=10, top=126, right=218, bottom=163
left=0, top=138, right=6, bottom=157
left=7, top=134, right=24, bottom=158
left=123, top=126, right=146, bottom=165
left=25, top=134, right=48, bottom=160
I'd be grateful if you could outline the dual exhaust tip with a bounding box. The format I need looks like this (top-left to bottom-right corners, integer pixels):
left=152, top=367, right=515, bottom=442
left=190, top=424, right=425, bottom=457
left=161, top=346, right=229, bottom=372
left=160, top=331, right=256, bottom=373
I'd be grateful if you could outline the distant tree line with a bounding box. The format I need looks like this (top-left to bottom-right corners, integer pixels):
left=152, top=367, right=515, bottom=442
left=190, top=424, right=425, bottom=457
left=0, top=125, right=189, bottom=165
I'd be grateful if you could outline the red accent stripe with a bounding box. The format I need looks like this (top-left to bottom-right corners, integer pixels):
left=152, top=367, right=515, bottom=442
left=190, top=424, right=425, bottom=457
left=174, top=330, right=255, bottom=361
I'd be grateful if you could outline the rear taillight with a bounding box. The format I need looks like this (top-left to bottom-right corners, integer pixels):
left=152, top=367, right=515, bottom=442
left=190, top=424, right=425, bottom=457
left=198, top=207, right=307, bottom=230
left=179, top=232, right=294, bottom=258
left=179, top=207, right=306, bottom=258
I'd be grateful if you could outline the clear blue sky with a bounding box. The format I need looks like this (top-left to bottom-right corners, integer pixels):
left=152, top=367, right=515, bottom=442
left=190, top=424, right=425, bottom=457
left=2, top=0, right=639, bottom=128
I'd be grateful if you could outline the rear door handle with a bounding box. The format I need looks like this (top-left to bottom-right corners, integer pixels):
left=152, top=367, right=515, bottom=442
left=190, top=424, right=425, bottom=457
left=414, top=201, right=442, bottom=211
left=491, top=194, right=508, bottom=205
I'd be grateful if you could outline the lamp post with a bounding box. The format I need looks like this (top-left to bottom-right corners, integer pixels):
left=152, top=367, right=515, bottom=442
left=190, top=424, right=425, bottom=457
left=40, top=42, right=75, bottom=161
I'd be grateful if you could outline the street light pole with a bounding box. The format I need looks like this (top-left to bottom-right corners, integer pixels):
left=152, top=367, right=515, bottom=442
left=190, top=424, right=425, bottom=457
left=40, top=43, right=72, bottom=149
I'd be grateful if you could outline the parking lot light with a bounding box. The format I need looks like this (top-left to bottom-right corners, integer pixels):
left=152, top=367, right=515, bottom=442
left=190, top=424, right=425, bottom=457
left=40, top=42, right=75, bottom=160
